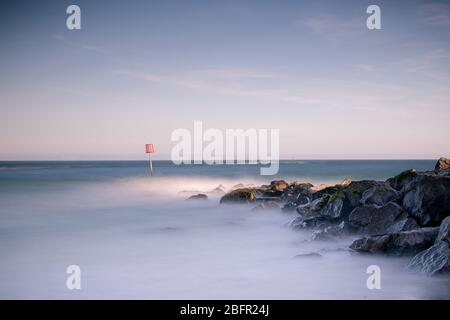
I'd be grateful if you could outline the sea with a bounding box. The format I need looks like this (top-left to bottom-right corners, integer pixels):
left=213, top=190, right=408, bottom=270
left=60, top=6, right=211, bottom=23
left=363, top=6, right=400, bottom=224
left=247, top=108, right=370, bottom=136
left=1, top=160, right=449, bottom=299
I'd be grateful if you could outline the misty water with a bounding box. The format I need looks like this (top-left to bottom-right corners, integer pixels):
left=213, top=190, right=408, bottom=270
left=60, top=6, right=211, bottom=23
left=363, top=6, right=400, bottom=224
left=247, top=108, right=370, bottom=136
left=1, top=160, right=449, bottom=299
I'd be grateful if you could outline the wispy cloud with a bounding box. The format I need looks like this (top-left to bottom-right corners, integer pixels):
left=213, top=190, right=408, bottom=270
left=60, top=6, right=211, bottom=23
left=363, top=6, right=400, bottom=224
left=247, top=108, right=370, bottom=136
left=354, top=63, right=377, bottom=72
left=294, top=14, right=364, bottom=41
left=113, top=68, right=321, bottom=105
left=53, top=34, right=108, bottom=54
left=112, top=68, right=421, bottom=115
left=395, top=48, right=450, bottom=78
left=420, top=2, right=450, bottom=27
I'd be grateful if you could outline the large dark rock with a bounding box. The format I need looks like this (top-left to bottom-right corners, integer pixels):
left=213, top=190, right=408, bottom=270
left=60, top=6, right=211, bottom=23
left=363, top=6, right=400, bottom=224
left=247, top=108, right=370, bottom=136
left=303, top=180, right=377, bottom=224
left=361, top=182, right=399, bottom=206
left=436, top=216, right=450, bottom=244
left=435, top=157, right=450, bottom=171
left=350, top=227, right=439, bottom=255
left=407, top=241, right=450, bottom=275
left=339, top=180, right=379, bottom=217
left=387, top=169, right=417, bottom=191
left=348, top=202, right=414, bottom=235
left=402, top=174, right=450, bottom=226
left=220, top=188, right=256, bottom=204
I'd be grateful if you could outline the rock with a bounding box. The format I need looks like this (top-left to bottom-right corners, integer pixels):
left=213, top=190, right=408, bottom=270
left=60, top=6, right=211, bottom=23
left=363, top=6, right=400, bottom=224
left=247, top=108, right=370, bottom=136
left=387, top=169, right=417, bottom=191
left=312, top=222, right=346, bottom=241
left=349, top=236, right=380, bottom=253
left=387, top=227, right=439, bottom=254
left=436, top=216, right=450, bottom=244
left=290, top=182, right=314, bottom=191
left=320, top=195, right=344, bottom=219
left=220, top=188, right=255, bottom=204
left=282, top=182, right=313, bottom=204
left=360, top=182, right=399, bottom=206
left=281, top=202, right=299, bottom=212
left=294, top=252, right=323, bottom=259
left=402, top=174, right=450, bottom=226
left=294, top=180, right=377, bottom=227
left=290, top=216, right=306, bottom=229
left=269, top=180, right=289, bottom=192
left=407, top=241, right=450, bottom=275
left=255, top=196, right=282, bottom=203
left=435, top=157, right=450, bottom=171
left=252, top=202, right=279, bottom=211
left=186, top=194, right=208, bottom=200
left=350, top=227, right=439, bottom=255
left=209, top=184, right=225, bottom=194
left=296, top=197, right=327, bottom=218
left=385, top=217, right=419, bottom=234
left=338, top=180, right=379, bottom=218
left=262, top=190, right=283, bottom=198
left=312, top=185, right=341, bottom=201
left=348, top=202, right=411, bottom=235
left=340, top=178, right=352, bottom=187
left=290, top=215, right=330, bottom=230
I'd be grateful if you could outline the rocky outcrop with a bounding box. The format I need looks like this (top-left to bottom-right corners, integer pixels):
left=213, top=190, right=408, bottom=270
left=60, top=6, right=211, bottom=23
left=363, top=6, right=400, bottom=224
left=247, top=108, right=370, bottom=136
left=216, top=157, right=450, bottom=276
left=350, top=227, right=439, bottom=255
left=435, top=157, right=450, bottom=171
left=220, top=188, right=255, bottom=204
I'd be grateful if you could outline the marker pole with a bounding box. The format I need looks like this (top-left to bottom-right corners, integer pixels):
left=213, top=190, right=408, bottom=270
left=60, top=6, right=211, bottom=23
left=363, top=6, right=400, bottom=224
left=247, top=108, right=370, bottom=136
left=149, top=153, right=153, bottom=176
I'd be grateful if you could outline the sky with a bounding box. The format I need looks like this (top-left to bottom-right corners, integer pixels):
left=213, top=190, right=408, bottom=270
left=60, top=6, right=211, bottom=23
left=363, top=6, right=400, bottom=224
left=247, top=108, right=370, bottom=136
left=1, top=0, right=450, bottom=160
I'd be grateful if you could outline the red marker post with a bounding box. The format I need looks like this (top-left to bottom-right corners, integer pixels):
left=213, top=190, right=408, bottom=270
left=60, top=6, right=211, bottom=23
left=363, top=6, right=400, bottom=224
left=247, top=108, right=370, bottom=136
left=145, top=144, right=154, bottom=176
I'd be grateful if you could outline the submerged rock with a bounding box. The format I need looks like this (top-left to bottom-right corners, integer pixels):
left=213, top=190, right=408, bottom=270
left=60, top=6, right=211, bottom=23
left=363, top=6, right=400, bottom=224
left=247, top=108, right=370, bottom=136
left=209, top=184, right=226, bottom=194
left=220, top=188, right=255, bottom=204
left=294, top=252, right=323, bottom=259
left=186, top=194, right=208, bottom=200
left=407, top=241, right=450, bottom=275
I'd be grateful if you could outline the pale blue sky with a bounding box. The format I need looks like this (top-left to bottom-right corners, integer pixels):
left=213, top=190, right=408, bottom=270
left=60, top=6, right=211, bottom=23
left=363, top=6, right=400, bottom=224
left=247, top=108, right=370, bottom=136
left=1, top=0, right=450, bottom=159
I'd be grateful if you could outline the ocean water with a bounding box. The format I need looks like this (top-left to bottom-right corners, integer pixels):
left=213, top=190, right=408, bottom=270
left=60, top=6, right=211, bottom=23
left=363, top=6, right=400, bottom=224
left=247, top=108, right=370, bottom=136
left=0, top=160, right=449, bottom=299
